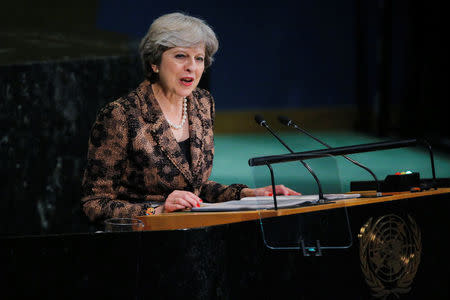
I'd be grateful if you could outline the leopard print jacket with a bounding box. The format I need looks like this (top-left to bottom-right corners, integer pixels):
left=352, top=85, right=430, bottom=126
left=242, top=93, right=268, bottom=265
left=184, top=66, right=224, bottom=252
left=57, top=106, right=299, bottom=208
left=81, top=80, right=247, bottom=222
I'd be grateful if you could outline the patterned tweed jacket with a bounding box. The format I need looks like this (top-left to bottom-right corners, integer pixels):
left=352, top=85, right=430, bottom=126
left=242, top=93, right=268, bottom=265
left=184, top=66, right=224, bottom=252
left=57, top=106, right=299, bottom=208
left=81, top=80, right=247, bottom=222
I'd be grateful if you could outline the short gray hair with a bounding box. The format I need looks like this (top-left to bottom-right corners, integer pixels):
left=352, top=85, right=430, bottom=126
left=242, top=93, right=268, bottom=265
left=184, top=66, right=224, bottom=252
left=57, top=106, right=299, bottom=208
left=139, top=12, right=219, bottom=81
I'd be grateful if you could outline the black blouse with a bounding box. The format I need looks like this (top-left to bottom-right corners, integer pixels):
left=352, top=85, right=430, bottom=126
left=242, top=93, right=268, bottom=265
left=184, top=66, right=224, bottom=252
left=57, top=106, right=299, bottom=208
left=178, top=138, right=191, bottom=166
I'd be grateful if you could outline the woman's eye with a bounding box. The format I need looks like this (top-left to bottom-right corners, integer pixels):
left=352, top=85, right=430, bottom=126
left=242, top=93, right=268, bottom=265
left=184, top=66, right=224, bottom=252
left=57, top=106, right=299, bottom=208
left=196, top=57, right=205, bottom=62
left=175, top=54, right=185, bottom=58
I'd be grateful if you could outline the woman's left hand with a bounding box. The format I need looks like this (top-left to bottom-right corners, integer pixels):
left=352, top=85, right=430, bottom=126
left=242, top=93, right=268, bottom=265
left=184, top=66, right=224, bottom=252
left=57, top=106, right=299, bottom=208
left=241, top=185, right=301, bottom=198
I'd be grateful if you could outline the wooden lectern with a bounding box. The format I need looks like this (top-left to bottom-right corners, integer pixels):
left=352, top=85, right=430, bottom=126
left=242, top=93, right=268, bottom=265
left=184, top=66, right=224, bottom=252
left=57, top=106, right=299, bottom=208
left=2, top=188, right=449, bottom=299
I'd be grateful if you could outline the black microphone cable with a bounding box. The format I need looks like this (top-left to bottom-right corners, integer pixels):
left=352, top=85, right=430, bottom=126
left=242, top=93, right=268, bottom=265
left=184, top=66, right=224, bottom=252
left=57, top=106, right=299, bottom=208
left=254, top=115, right=325, bottom=200
left=278, top=115, right=382, bottom=196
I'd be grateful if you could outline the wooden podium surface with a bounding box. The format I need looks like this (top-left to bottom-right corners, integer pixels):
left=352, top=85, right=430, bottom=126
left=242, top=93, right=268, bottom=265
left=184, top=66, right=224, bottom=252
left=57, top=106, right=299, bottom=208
left=137, top=188, right=450, bottom=231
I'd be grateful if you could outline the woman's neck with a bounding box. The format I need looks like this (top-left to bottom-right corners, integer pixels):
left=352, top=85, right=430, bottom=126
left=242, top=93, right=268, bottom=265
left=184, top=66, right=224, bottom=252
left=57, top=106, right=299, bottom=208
left=151, top=82, right=183, bottom=106
left=151, top=82, right=189, bottom=141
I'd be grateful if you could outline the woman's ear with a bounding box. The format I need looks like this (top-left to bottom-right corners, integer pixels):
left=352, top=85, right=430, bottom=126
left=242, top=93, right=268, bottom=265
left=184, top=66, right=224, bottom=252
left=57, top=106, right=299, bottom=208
left=151, top=64, right=159, bottom=73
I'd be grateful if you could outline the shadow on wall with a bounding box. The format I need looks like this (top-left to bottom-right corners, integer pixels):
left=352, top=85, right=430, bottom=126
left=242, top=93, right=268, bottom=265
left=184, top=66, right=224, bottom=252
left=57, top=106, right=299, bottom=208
left=0, top=0, right=136, bottom=65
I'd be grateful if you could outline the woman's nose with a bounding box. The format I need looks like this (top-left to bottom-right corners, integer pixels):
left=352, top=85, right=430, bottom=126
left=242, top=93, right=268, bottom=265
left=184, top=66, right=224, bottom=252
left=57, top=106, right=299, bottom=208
left=185, top=58, right=197, bottom=72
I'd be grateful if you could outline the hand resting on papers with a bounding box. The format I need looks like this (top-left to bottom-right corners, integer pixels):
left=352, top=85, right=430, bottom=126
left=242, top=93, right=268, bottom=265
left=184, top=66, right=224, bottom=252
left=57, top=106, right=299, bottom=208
left=240, top=185, right=301, bottom=198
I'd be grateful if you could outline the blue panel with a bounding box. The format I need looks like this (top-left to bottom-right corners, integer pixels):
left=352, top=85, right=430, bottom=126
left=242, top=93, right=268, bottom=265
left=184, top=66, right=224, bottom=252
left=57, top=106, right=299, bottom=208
left=96, top=0, right=357, bottom=110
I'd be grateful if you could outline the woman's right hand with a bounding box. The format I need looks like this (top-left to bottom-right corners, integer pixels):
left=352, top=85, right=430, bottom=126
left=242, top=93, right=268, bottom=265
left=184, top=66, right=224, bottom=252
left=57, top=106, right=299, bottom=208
left=163, top=190, right=203, bottom=213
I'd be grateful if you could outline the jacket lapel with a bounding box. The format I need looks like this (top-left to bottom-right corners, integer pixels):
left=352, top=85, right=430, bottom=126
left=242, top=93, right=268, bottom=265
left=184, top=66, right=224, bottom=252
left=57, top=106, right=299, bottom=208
left=187, top=92, right=206, bottom=187
left=136, top=81, right=194, bottom=185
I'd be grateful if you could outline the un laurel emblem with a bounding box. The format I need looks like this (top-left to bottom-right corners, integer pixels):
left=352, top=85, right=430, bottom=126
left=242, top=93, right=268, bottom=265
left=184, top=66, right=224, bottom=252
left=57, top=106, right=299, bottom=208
left=358, top=214, right=421, bottom=299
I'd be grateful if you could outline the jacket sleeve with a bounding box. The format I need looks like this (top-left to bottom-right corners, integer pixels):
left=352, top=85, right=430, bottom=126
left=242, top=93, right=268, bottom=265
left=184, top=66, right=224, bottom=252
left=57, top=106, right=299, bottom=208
left=199, top=181, right=248, bottom=203
left=81, top=102, right=161, bottom=222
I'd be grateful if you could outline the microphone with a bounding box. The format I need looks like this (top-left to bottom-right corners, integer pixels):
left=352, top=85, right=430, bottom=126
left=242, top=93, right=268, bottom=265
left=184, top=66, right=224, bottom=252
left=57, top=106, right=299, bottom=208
left=278, top=115, right=382, bottom=195
left=254, top=114, right=325, bottom=201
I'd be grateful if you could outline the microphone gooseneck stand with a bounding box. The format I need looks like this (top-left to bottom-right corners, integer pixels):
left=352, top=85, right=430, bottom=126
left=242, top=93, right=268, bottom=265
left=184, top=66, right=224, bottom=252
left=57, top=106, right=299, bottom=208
left=278, top=116, right=382, bottom=196
left=254, top=115, right=325, bottom=204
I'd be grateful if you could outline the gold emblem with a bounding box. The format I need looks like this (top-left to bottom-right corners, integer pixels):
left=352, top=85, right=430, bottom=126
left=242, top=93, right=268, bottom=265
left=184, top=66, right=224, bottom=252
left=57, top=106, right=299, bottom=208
left=359, top=214, right=421, bottom=299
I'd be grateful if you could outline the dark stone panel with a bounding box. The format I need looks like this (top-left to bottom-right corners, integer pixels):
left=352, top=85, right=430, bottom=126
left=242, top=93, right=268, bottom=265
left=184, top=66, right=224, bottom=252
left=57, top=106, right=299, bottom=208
left=0, top=55, right=144, bottom=236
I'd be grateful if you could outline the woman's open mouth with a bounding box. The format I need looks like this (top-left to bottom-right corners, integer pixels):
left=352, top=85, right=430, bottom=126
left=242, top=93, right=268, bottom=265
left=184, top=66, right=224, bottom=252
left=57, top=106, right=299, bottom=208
left=180, top=77, right=194, bottom=86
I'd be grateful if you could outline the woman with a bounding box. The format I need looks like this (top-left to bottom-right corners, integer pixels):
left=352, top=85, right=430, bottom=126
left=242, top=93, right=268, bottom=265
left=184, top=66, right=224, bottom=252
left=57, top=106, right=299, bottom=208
left=81, top=12, right=299, bottom=221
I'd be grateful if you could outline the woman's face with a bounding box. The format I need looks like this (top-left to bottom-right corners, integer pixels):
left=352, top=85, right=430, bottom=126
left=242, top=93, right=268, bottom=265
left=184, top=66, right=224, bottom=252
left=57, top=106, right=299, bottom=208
left=152, top=44, right=205, bottom=98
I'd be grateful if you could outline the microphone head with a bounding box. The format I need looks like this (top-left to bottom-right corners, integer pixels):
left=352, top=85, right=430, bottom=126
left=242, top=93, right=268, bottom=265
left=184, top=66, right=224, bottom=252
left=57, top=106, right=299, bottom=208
left=278, top=115, right=291, bottom=126
left=254, top=114, right=266, bottom=126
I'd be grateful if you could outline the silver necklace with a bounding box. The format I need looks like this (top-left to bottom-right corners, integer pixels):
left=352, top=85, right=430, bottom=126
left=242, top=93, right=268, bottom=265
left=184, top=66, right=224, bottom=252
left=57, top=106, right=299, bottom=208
left=166, top=98, right=187, bottom=130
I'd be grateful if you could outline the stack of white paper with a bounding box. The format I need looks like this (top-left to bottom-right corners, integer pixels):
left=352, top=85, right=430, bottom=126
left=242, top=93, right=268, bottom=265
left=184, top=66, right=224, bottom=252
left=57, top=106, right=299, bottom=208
left=191, top=194, right=360, bottom=212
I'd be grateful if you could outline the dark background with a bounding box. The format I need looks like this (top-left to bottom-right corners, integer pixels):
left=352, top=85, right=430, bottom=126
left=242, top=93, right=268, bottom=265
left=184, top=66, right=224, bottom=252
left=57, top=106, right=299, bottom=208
left=1, top=0, right=448, bottom=236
